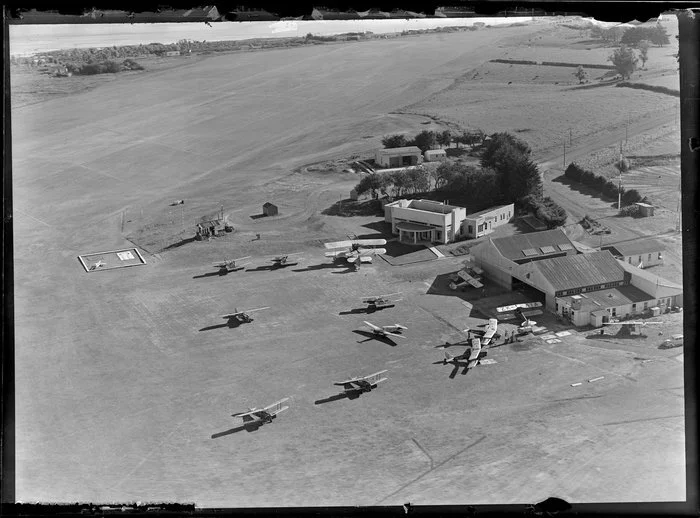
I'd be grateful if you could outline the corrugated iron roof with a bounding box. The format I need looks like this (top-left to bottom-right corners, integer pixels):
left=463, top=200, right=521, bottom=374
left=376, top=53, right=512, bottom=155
left=559, top=284, right=652, bottom=310
left=491, top=229, right=573, bottom=261
left=603, top=239, right=664, bottom=257
left=533, top=251, right=624, bottom=291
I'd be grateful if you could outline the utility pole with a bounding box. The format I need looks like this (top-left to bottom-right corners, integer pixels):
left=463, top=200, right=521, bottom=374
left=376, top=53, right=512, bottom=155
left=563, top=141, right=566, bottom=170
left=618, top=144, right=623, bottom=212
left=569, top=128, right=572, bottom=146
left=625, top=113, right=629, bottom=147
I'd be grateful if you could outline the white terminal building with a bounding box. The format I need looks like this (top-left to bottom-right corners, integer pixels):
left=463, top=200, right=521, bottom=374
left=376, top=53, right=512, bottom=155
left=384, top=199, right=514, bottom=245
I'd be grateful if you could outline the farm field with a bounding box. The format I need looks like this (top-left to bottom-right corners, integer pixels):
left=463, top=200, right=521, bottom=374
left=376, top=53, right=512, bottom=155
left=11, top=18, right=686, bottom=507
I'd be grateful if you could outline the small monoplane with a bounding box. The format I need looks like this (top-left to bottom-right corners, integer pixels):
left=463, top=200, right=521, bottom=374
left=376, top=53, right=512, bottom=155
left=362, top=292, right=402, bottom=311
left=324, top=236, right=387, bottom=266
left=89, top=260, right=106, bottom=271
left=449, top=267, right=484, bottom=291
left=334, top=370, right=388, bottom=396
left=231, top=398, right=289, bottom=430
left=363, top=321, right=407, bottom=340
left=437, top=337, right=490, bottom=378
left=465, top=318, right=499, bottom=345
left=213, top=256, right=251, bottom=274
left=221, top=306, right=270, bottom=324
left=269, top=252, right=303, bottom=268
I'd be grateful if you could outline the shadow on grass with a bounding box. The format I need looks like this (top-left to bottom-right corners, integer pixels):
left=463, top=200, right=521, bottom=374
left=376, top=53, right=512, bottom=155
left=352, top=329, right=398, bottom=347
left=250, top=213, right=268, bottom=220
left=162, top=235, right=198, bottom=251
left=314, top=392, right=363, bottom=405
left=339, top=305, right=394, bottom=316
left=322, top=199, right=383, bottom=217
left=564, top=79, right=620, bottom=91
left=211, top=423, right=262, bottom=438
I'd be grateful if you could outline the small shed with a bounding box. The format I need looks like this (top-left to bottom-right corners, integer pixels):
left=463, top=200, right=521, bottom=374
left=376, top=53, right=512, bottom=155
left=349, top=189, right=359, bottom=201
left=263, top=202, right=279, bottom=217
left=424, top=149, right=447, bottom=162
left=634, top=202, right=654, bottom=217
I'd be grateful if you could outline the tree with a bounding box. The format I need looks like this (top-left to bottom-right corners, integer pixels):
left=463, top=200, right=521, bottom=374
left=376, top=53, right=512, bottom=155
left=410, top=130, right=437, bottom=152
left=480, top=132, right=531, bottom=170
left=650, top=23, right=670, bottom=46
left=573, top=65, right=588, bottom=84
left=389, top=170, right=408, bottom=196
left=608, top=45, right=638, bottom=80
left=405, top=167, right=430, bottom=193
left=381, top=134, right=408, bottom=148
left=436, top=130, right=452, bottom=148
left=638, top=40, right=650, bottom=68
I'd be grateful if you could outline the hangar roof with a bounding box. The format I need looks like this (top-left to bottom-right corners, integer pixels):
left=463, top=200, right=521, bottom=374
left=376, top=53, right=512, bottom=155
left=532, top=251, right=624, bottom=291
left=491, top=229, right=574, bottom=261
left=559, top=284, right=653, bottom=310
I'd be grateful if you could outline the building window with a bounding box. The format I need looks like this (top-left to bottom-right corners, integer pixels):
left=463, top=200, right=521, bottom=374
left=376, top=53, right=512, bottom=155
left=648, top=254, right=652, bottom=261
left=644, top=301, right=648, bottom=310
left=468, top=225, right=473, bottom=234
left=632, top=303, right=637, bottom=312
left=638, top=256, right=642, bottom=263
left=477, top=224, right=484, bottom=232
left=658, top=252, right=663, bottom=260
left=612, top=308, right=617, bottom=316
left=628, top=257, right=632, bottom=263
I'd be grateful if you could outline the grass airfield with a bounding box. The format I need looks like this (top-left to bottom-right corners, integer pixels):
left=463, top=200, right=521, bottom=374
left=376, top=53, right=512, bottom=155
left=11, top=21, right=685, bottom=506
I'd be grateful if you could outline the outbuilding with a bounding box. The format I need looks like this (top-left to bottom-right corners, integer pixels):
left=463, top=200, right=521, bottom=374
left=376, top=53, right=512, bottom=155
left=375, top=146, right=423, bottom=168
left=424, top=149, right=447, bottom=162
left=602, top=239, right=664, bottom=268
left=263, top=202, right=279, bottom=217
left=634, top=202, right=655, bottom=217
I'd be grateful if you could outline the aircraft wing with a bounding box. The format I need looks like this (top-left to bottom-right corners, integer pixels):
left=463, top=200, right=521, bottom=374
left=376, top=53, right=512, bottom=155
left=383, top=331, right=407, bottom=339
left=363, top=370, right=389, bottom=385
left=358, top=256, right=374, bottom=263
left=231, top=410, right=257, bottom=422
left=481, top=319, right=498, bottom=344
left=364, top=321, right=381, bottom=331
left=468, top=338, right=482, bottom=361
left=247, top=306, right=271, bottom=313
left=457, top=270, right=483, bottom=288
left=324, top=240, right=354, bottom=249
left=324, top=251, right=347, bottom=258
left=261, top=398, right=290, bottom=416
left=357, top=239, right=387, bottom=246
left=358, top=248, right=387, bottom=256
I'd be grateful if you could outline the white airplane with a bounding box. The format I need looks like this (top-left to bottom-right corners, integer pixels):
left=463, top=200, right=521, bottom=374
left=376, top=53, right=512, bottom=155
left=231, top=398, right=289, bottom=429
left=221, top=306, right=270, bottom=324
left=213, top=256, right=251, bottom=273
left=334, top=370, right=388, bottom=395
left=439, top=337, right=489, bottom=377
left=89, top=260, right=106, bottom=271
left=514, top=307, right=537, bottom=332
left=363, top=321, right=407, bottom=340
left=324, top=238, right=387, bottom=265
left=466, top=318, right=498, bottom=345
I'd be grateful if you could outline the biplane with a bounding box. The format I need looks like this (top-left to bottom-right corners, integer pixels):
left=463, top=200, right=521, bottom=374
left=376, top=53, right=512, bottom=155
left=231, top=398, right=289, bottom=429
left=333, top=370, right=388, bottom=396
left=514, top=307, right=537, bottom=333
left=602, top=320, right=662, bottom=336
left=361, top=292, right=402, bottom=311
left=465, top=318, right=499, bottom=345
left=269, top=252, right=303, bottom=268
left=363, top=321, right=407, bottom=340
left=324, top=236, right=387, bottom=268
left=437, top=337, right=490, bottom=378
left=212, top=256, right=251, bottom=274
left=449, top=266, right=484, bottom=291
left=221, top=306, right=270, bottom=324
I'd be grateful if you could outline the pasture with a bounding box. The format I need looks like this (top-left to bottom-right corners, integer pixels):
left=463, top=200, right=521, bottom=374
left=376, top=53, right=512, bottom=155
left=11, top=20, right=685, bottom=507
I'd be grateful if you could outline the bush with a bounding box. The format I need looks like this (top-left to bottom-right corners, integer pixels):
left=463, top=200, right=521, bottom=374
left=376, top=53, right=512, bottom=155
left=103, top=60, right=121, bottom=73
left=619, top=205, right=642, bottom=217
left=621, top=189, right=643, bottom=206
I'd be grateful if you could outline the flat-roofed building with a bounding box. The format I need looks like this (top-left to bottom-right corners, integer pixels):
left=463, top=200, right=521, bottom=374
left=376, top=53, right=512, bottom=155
left=375, top=146, right=423, bottom=168
left=384, top=199, right=466, bottom=244
left=463, top=203, right=514, bottom=239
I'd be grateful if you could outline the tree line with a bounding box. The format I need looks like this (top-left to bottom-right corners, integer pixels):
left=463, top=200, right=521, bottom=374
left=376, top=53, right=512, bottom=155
left=381, top=129, right=486, bottom=153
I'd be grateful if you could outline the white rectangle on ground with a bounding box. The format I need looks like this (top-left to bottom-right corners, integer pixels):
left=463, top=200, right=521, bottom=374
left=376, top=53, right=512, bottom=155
left=479, top=359, right=497, bottom=365
left=546, top=338, right=562, bottom=344
left=117, top=251, right=135, bottom=261
left=555, top=330, right=572, bottom=337
left=540, top=334, right=557, bottom=341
